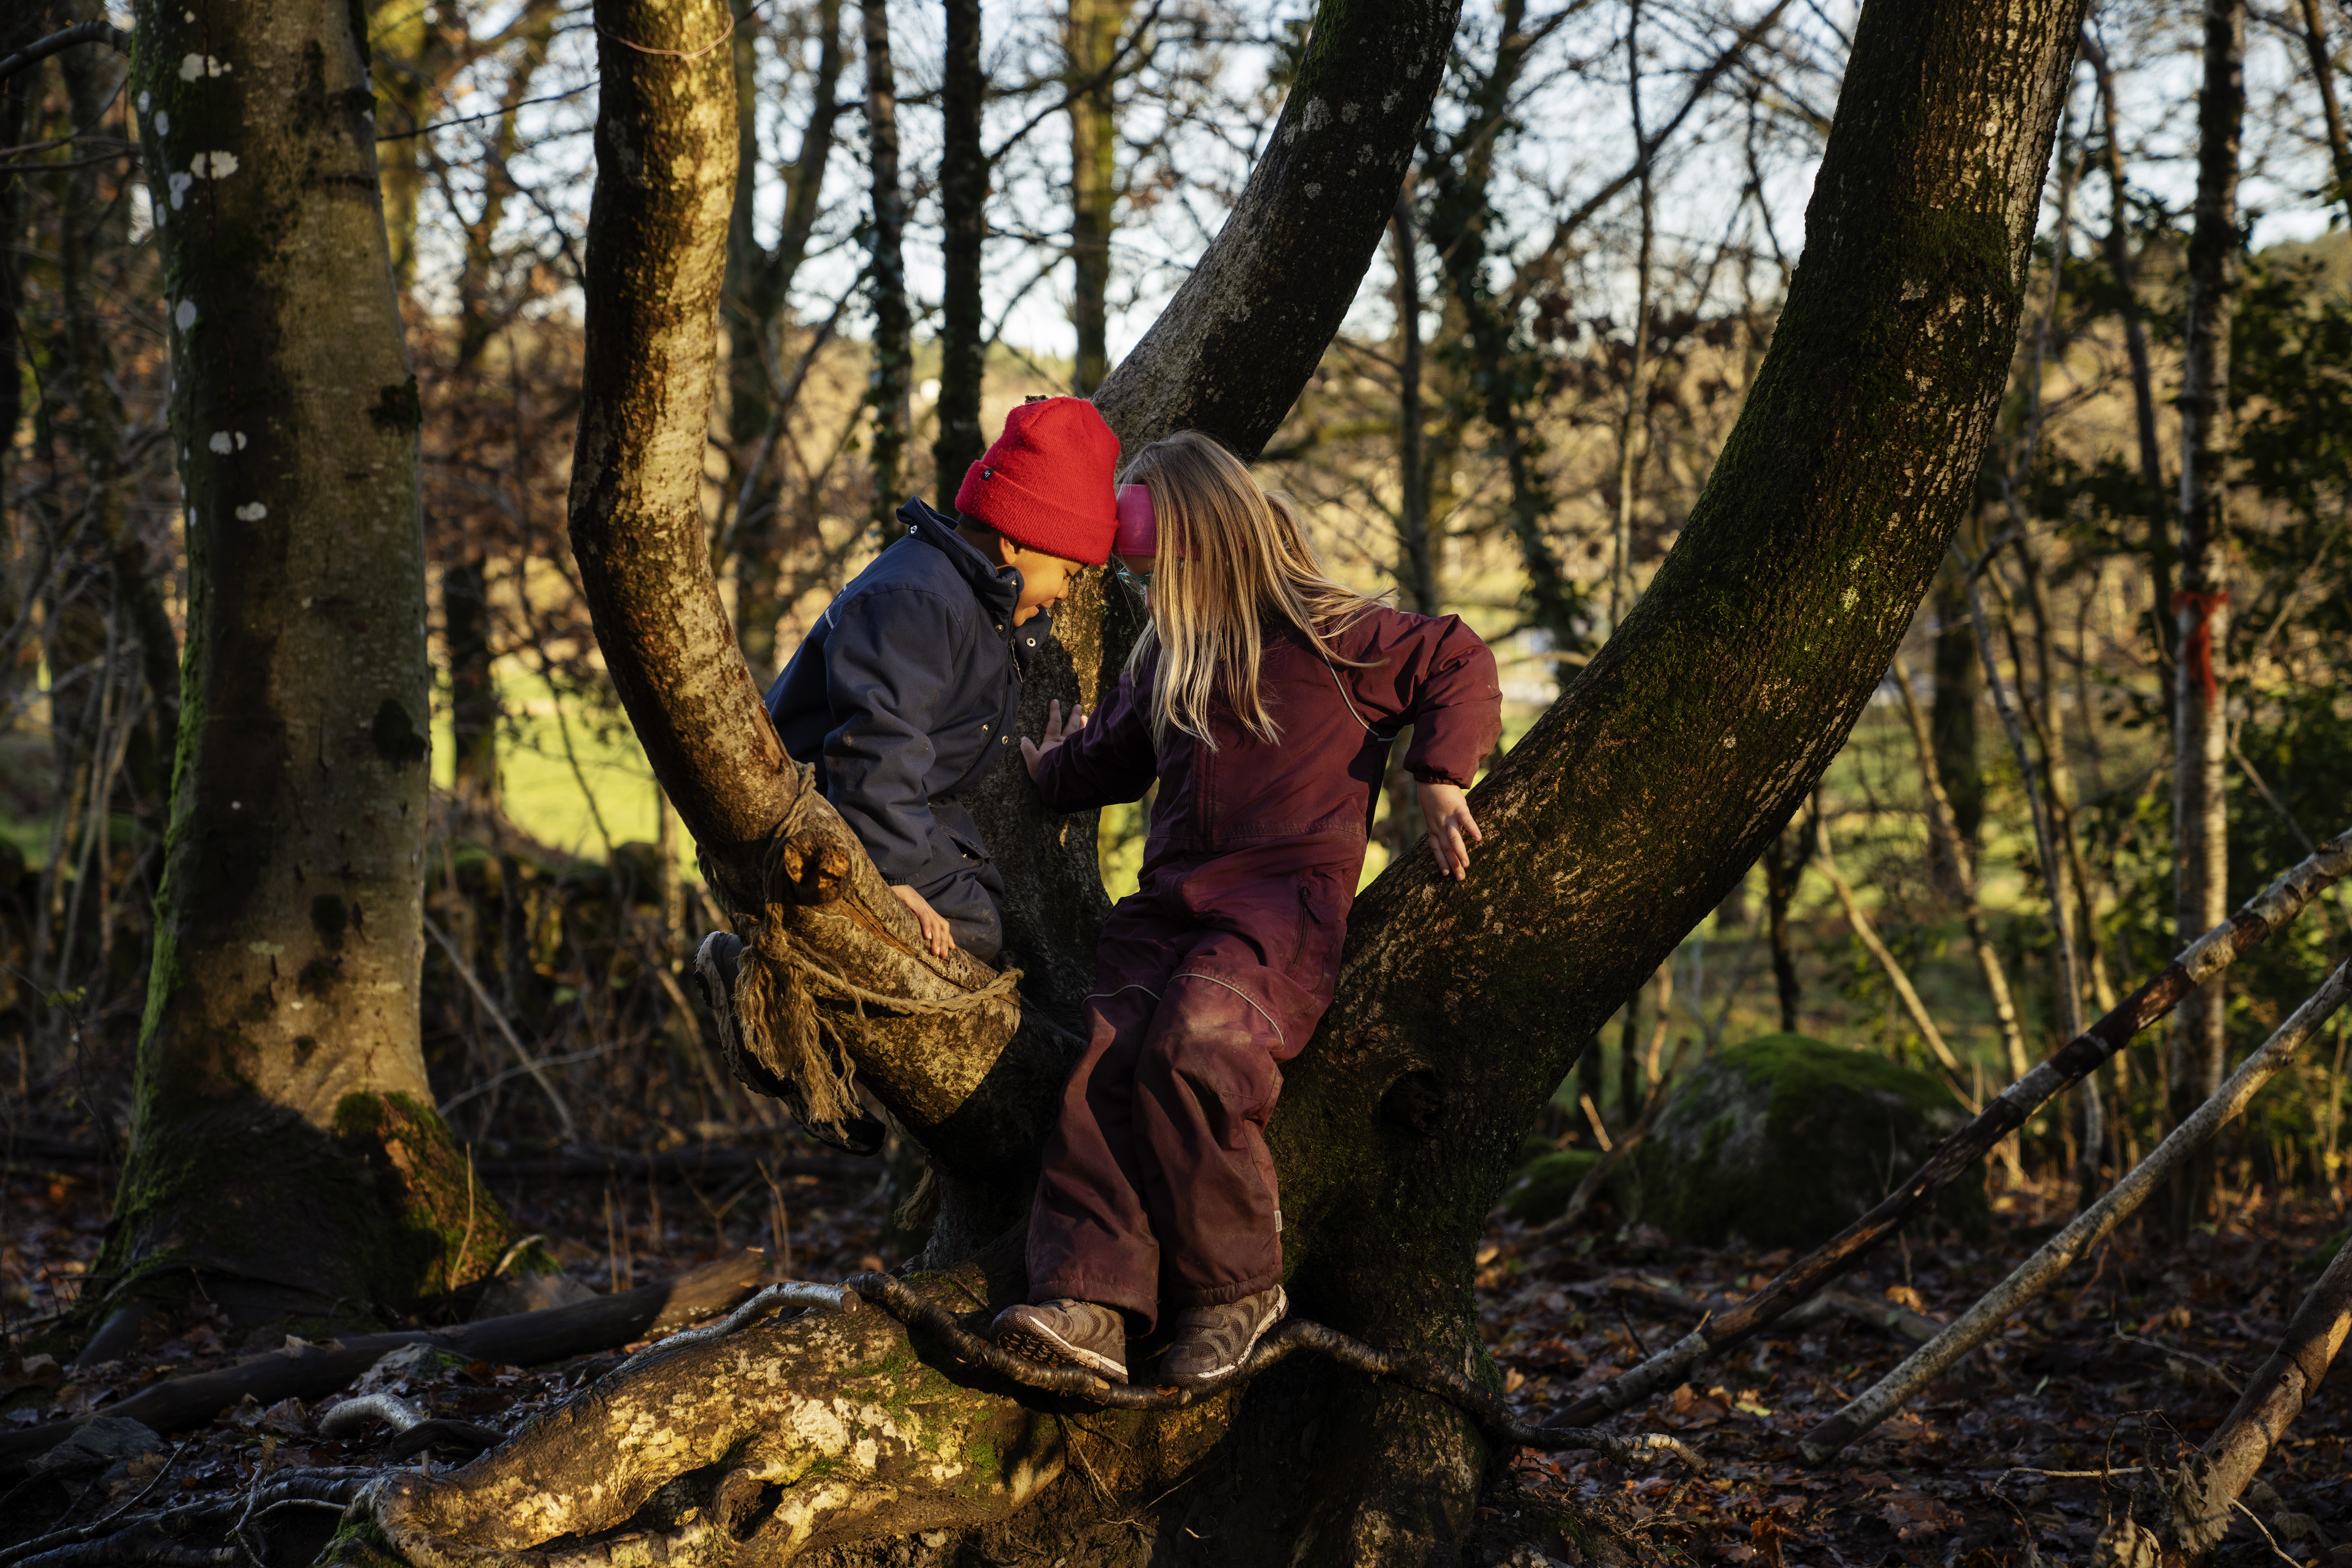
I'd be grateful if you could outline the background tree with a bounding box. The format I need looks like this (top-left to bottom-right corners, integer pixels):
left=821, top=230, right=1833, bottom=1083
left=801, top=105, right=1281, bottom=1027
left=98, top=0, right=516, bottom=1325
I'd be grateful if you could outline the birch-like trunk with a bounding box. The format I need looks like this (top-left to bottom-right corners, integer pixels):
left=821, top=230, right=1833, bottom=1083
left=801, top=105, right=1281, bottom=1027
left=2171, top=0, right=2244, bottom=1226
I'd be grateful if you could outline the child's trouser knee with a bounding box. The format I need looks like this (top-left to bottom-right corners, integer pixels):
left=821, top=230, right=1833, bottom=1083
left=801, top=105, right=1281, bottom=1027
left=1131, top=973, right=1285, bottom=1307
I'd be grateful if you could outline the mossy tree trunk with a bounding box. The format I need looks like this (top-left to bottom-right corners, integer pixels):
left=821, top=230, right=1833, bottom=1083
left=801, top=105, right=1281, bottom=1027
left=101, top=0, right=516, bottom=1327
left=381, top=0, right=2089, bottom=1561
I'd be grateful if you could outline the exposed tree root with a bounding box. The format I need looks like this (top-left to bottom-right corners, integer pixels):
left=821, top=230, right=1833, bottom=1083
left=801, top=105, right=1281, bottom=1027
left=841, top=1271, right=1702, bottom=1467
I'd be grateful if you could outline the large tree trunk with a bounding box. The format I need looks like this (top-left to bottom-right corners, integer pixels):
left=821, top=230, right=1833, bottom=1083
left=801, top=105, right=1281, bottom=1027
left=2171, top=0, right=2243, bottom=1231
left=388, top=0, right=2089, bottom=1561
left=101, top=0, right=515, bottom=1326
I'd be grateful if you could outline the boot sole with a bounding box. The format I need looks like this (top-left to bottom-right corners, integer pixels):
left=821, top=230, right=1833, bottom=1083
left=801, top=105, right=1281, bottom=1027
left=995, top=1319, right=1128, bottom=1383
left=1163, top=1287, right=1287, bottom=1390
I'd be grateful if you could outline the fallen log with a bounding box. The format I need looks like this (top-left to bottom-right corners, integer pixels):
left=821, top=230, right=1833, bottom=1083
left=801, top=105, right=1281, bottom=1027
left=0, top=1250, right=767, bottom=1473
left=1564, top=1276, right=1945, bottom=1346
left=1557, top=828, right=2352, bottom=1428
left=1797, top=959, right=2352, bottom=1461
left=2162, top=1217, right=2352, bottom=1554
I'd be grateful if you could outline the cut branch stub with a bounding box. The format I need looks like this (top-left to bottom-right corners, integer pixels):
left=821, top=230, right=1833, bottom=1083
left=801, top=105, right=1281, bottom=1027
left=777, top=833, right=850, bottom=905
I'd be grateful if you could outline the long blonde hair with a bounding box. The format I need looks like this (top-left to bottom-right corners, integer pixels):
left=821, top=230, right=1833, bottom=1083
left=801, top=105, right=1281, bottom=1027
left=1121, top=431, right=1384, bottom=751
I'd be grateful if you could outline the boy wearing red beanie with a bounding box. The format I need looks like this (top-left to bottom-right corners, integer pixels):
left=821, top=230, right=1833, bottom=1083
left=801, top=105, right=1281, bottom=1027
left=698, top=397, right=1119, bottom=1150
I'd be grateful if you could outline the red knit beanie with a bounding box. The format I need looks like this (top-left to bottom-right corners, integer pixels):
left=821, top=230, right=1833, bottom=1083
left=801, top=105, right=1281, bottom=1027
left=954, top=396, right=1120, bottom=565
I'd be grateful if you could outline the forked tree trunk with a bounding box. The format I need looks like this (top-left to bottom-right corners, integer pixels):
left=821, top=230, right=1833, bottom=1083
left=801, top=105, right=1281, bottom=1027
left=102, top=0, right=516, bottom=1324
left=372, top=0, right=2090, bottom=1562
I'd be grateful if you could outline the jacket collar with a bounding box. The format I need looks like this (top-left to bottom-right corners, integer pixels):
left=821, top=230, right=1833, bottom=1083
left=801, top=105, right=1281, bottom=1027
left=897, top=497, right=1050, bottom=654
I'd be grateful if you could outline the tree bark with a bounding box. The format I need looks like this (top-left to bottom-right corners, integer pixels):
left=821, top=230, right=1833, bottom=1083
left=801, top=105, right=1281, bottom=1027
left=2167, top=1212, right=2352, bottom=1554
left=1763, top=828, right=1804, bottom=1032
left=931, top=0, right=985, bottom=488
left=2082, top=31, right=2173, bottom=668
left=862, top=0, right=911, bottom=527
left=1065, top=0, right=1133, bottom=395
left=1926, top=562, right=1983, bottom=886
left=1891, top=650, right=2030, bottom=1082
left=2171, top=0, right=2243, bottom=1232
left=461, top=0, right=2093, bottom=1561
left=103, top=0, right=516, bottom=1325
left=1389, top=193, right=1437, bottom=617
left=1092, top=0, right=1467, bottom=457
left=722, top=0, right=843, bottom=684
left=2296, top=0, right=2352, bottom=226
left=445, top=557, right=500, bottom=816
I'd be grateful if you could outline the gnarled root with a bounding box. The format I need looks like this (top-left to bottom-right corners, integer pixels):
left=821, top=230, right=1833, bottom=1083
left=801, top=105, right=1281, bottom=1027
left=366, top=1276, right=1065, bottom=1568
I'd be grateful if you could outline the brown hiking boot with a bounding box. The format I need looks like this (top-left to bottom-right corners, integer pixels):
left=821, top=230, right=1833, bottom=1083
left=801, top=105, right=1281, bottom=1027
left=991, top=1299, right=1128, bottom=1383
left=1161, top=1285, right=1287, bottom=1389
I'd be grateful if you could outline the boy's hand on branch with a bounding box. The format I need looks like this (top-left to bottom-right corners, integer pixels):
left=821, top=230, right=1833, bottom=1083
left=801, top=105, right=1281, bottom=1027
left=888, top=884, right=956, bottom=959
left=1418, top=782, right=1484, bottom=880
left=1021, top=698, right=1087, bottom=782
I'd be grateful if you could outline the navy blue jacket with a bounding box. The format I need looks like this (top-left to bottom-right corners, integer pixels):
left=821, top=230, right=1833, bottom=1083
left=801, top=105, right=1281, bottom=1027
left=764, top=501, right=1045, bottom=931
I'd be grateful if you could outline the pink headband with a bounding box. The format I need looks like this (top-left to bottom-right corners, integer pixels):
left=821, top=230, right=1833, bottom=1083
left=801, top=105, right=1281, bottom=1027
left=1113, top=484, right=1156, bottom=557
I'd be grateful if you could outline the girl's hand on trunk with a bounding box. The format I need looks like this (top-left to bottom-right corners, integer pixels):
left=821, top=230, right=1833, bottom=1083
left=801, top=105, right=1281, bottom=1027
left=1417, top=782, right=1483, bottom=880
left=888, top=884, right=955, bottom=958
left=1021, top=699, right=1087, bottom=781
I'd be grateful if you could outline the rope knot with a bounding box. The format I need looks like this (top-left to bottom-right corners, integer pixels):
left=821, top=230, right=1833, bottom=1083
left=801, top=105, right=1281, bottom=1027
left=723, top=764, right=1025, bottom=1123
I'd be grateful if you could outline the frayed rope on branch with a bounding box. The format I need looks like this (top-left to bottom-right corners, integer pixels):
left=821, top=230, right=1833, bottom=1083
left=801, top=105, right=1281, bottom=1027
left=731, top=765, right=1022, bottom=1126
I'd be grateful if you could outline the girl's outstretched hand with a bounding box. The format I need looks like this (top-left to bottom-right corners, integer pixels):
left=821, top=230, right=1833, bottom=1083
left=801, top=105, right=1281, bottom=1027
left=1417, top=782, right=1484, bottom=880
left=1021, top=698, right=1087, bottom=782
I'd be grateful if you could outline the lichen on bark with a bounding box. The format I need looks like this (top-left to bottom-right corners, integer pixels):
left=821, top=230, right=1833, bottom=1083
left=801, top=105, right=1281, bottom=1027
left=101, top=0, right=516, bottom=1326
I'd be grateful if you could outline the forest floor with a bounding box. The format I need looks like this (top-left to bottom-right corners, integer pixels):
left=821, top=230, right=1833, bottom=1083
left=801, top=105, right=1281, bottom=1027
left=1483, top=1174, right=2352, bottom=1566
left=5, top=1148, right=2350, bottom=1566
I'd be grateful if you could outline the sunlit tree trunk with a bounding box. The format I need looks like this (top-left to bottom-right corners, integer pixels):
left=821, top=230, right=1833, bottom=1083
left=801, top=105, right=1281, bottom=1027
left=2171, top=0, right=2243, bottom=1229
left=863, top=0, right=912, bottom=526
left=102, top=0, right=514, bottom=1325
left=1065, top=0, right=1132, bottom=394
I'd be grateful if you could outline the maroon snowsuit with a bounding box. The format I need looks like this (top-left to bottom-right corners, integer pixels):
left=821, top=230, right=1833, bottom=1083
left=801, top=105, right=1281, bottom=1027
left=1026, top=606, right=1502, bottom=1328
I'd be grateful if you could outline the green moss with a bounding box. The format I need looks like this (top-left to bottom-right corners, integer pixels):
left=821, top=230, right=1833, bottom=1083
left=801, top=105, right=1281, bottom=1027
left=1498, top=1149, right=1622, bottom=1225
left=1634, top=1033, right=1988, bottom=1249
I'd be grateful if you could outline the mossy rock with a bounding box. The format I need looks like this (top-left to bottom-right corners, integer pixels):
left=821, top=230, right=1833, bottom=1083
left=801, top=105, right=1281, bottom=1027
left=1499, top=1149, right=1640, bottom=1225
left=1633, top=1033, right=1988, bottom=1249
